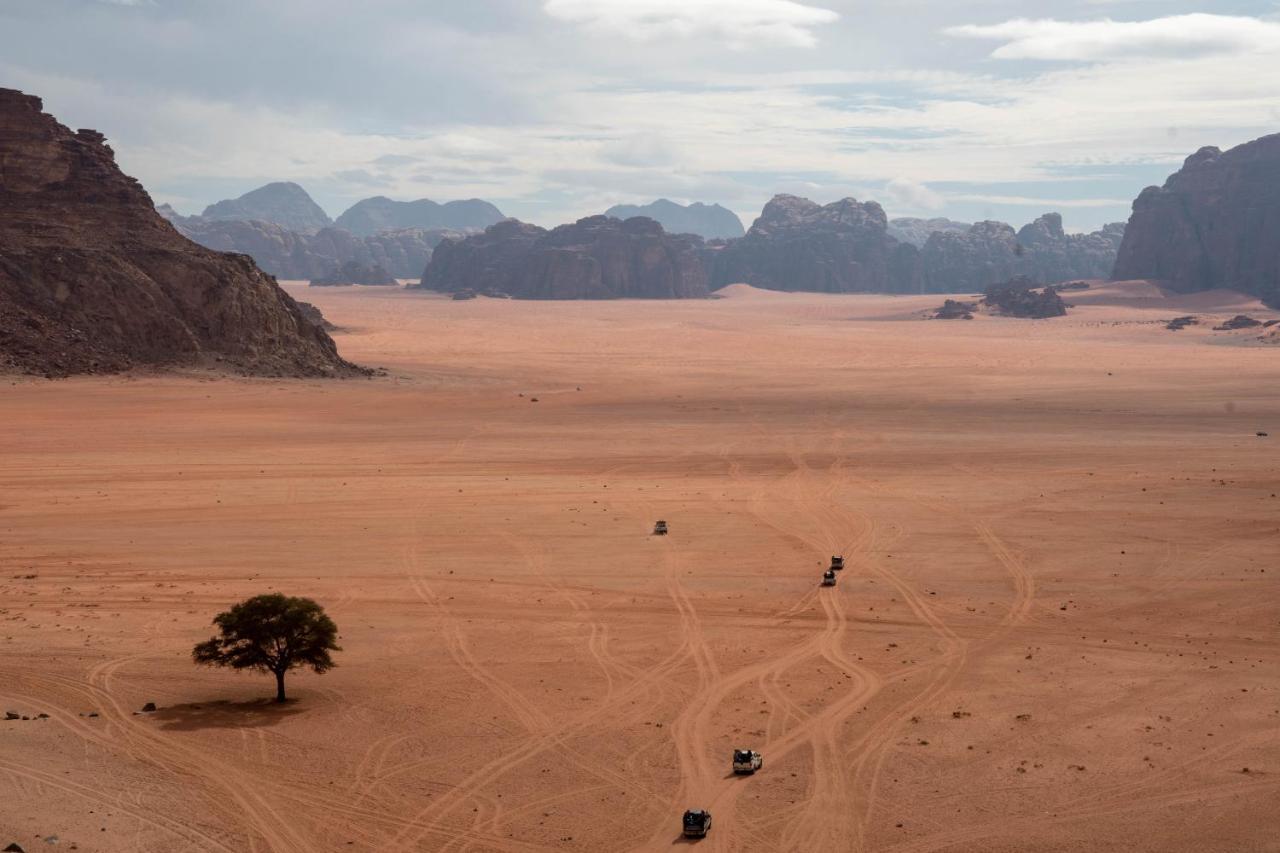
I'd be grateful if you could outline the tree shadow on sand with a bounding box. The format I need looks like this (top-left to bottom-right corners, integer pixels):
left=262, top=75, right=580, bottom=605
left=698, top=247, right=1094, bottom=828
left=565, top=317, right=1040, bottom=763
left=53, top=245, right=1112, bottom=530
left=151, top=699, right=305, bottom=731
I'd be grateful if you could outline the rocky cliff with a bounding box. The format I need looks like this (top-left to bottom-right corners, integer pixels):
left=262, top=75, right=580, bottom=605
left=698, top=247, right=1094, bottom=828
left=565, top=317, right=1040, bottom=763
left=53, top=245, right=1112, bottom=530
left=201, top=181, right=333, bottom=234
left=334, top=196, right=504, bottom=237
left=604, top=199, right=745, bottom=240
left=711, top=195, right=922, bottom=293
left=1112, top=134, right=1280, bottom=305
left=416, top=216, right=709, bottom=299
left=0, top=88, right=361, bottom=377
left=921, top=215, right=1124, bottom=293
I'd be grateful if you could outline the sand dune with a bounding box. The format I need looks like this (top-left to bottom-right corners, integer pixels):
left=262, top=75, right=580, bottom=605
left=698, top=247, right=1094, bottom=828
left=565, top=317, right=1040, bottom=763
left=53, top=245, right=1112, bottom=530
left=2, top=287, right=1278, bottom=852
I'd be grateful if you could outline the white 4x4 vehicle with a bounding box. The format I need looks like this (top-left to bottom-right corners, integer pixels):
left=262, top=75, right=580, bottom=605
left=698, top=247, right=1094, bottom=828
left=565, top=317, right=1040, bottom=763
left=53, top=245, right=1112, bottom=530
left=732, top=749, right=763, bottom=774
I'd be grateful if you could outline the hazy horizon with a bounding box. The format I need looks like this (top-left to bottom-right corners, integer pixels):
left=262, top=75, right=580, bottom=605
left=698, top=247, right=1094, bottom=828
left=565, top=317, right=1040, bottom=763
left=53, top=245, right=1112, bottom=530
left=3, top=0, right=1278, bottom=231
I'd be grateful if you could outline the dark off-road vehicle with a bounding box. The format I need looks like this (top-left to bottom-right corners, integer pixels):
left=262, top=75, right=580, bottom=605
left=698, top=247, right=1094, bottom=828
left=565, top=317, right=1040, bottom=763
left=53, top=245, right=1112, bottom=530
left=653, top=520, right=668, bottom=535
left=682, top=809, right=712, bottom=838
left=822, top=569, right=837, bottom=587
left=830, top=555, right=845, bottom=571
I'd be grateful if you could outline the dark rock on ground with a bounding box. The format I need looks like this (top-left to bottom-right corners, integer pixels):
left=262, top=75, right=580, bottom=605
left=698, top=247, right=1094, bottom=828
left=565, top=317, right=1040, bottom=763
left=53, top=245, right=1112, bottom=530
left=1053, top=281, right=1091, bottom=291
left=982, top=276, right=1067, bottom=318
left=418, top=216, right=709, bottom=299
left=4, top=711, right=18, bottom=720
left=1214, top=314, right=1263, bottom=330
left=0, top=88, right=364, bottom=378
left=4, top=842, right=26, bottom=852
left=334, top=196, right=504, bottom=237
left=712, top=195, right=922, bottom=293
left=142, top=702, right=157, bottom=712
left=201, top=182, right=332, bottom=234
left=1113, top=134, right=1280, bottom=305
left=1167, top=316, right=1198, bottom=330
left=604, top=199, right=745, bottom=240
left=451, top=289, right=478, bottom=301
left=310, top=261, right=396, bottom=286
left=934, top=299, right=977, bottom=320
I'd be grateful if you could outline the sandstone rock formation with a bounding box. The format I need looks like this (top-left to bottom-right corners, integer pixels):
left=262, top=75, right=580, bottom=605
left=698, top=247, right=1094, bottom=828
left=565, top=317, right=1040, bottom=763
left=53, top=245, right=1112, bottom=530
left=888, top=216, right=971, bottom=248
left=334, top=196, right=504, bottom=237
left=201, top=182, right=332, bottom=233
left=711, top=195, right=922, bottom=293
left=310, top=261, right=397, bottom=286
left=921, top=215, right=1123, bottom=293
left=0, top=88, right=361, bottom=377
left=1112, top=134, right=1280, bottom=305
left=171, top=218, right=454, bottom=280
left=604, top=199, right=745, bottom=240
left=417, top=216, right=709, bottom=299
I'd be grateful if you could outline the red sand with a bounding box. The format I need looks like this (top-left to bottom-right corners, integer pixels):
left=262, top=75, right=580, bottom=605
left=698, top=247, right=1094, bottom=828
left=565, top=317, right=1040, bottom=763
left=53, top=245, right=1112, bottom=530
left=2, top=283, right=1278, bottom=852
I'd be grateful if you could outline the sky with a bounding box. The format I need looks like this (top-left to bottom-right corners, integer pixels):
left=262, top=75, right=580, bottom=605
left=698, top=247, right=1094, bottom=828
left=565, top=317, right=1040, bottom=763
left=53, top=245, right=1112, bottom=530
left=3, top=0, right=1279, bottom=232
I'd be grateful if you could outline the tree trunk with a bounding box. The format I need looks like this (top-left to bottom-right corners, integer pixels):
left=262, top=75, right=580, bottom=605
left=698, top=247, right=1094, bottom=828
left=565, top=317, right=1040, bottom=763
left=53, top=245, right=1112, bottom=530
left=275, top=669, right=287, bottom=703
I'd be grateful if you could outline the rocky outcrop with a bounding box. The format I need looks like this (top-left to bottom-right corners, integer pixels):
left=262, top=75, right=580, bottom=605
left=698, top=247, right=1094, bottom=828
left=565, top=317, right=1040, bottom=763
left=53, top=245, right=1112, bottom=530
left=1112, top=134, right=1280, bottom=305
left=982, top=277, right=1066, bottom=319
left=921, top=215, right=1124, bottom=293
left=604, top=199, right=745, bottom=240
left=417, top=216, right=709, bottom=299
left=334, top=196, right=504, bottom=237
left=201, top=182, right=332, bottom=233
left=934, top=299, right=977, bottom=320
left=888, top=217, right=971, bottom=248
left=711, top=195, right=922, bottom=293
left=0, top=88, right=361, bottom=377
left=173, top=219, right=454, bottom=280
left=310, top=261, right=396, bottom=286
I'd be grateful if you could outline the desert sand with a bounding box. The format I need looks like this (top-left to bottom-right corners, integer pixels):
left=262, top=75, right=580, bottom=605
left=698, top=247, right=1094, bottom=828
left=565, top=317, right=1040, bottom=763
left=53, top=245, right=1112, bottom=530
left=2, top=282, right=1278, bottom=852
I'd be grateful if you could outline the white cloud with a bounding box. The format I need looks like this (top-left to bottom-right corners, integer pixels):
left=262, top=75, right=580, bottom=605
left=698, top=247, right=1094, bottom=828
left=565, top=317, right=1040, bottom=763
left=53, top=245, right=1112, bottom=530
left=883, top=178, right=944, bottom=211
left=946, top=14, right=1280, bottom=62
left=543, top=0, right=838, bottom=49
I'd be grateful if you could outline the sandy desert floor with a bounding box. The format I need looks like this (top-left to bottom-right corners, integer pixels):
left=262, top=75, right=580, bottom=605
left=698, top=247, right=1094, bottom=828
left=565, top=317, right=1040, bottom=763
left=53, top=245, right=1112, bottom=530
left=2, top=282, right=1279, bottom=852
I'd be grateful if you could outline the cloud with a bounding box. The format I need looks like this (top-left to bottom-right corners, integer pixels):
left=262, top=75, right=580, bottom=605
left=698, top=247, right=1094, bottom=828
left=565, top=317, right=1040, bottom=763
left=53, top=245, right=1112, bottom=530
left=543, top=0, right=838, bottom=48
left=946, top=14, right=1280, bottom=62
left=882, top=178, right=944, bottom=211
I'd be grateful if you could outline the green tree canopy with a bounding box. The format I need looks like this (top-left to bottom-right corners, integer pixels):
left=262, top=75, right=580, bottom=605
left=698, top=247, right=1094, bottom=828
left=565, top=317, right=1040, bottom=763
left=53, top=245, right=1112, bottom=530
left=193, top=593, right=340, bottom=702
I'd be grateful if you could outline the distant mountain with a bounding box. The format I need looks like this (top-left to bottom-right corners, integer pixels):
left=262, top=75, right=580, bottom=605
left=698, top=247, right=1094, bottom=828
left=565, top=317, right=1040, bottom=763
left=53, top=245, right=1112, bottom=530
left=334, top=196, right=505, bottom=237
left=888, top=217, right=971, bottom=248
left=604, top=199, right=745, bottom=240
left=710, top=195, right=921, bottom=293
left=202, top=182, right=333, bottom=234
left=921, top=214, right=1124, bottom=293
left=1113, top=133, right=1280, bottom=305
left=171, top=217, right=464, bottom=280
left=416, top=215, right=709, bottom=299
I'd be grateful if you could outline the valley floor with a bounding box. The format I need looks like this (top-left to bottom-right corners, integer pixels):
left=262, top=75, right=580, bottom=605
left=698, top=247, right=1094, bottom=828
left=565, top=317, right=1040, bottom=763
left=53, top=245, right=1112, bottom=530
left=2, top=283, right=1278, bottom=852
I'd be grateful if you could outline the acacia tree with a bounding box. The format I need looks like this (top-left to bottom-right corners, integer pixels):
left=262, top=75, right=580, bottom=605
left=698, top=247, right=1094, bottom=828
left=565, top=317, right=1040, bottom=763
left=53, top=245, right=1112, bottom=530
left=193, top=594, right=340, bottom=703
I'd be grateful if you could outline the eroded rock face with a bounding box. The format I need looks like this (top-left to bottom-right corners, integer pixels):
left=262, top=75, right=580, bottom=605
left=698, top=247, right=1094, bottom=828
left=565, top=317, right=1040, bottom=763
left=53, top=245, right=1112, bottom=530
left=712, top=195, right=922, bottom=293
left=172, top=219, right=454, bottom=280
left=604, top=199, right=745, bottom=240
left=417, top=216, right=709, bottom=299
left=1112, top=135, right=1280, bottom=304
left=334, top=196, right=504, bottom=237
left=201, top=182, right=332, bottom=234
left=920, top=215, right=1123, bottom=293
left=0, top=88, right=361, bottom=377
